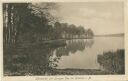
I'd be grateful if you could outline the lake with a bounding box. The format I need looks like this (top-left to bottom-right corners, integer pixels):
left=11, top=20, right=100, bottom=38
left=50, top=37, right=124, bottom=69
left=4, top=36, right=124, bottom=75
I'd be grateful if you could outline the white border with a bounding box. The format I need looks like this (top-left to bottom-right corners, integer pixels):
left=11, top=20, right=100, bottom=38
left=0, top=0, right=128, bottom=81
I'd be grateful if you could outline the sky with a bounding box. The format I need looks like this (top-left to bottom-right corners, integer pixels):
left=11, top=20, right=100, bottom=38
left=51, top=2, right=124, bottom=35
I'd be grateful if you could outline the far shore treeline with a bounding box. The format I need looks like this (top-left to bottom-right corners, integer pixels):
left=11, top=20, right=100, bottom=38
left=3, top=3, right=94, bottom=47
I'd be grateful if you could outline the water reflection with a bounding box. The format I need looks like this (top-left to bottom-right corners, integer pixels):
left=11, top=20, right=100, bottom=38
left=4, top=39, right=94, bottom=75
left=5, top=37, right=124, bottom=75
left=49, top=39, right=94, bottom=69
left=55, top=39, right=94, bottom=57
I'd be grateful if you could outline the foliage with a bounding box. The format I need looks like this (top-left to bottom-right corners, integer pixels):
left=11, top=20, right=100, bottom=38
left=3, top=3, right=94, bottom=46
left=3, top=3, right=94, bottom=76
left=97, top=49, right=125, bottom=74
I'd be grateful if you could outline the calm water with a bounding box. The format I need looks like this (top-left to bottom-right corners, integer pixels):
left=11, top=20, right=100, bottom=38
left=4, top=37, right=124, bottom=75
left=50, top=37, right=124, bottom=69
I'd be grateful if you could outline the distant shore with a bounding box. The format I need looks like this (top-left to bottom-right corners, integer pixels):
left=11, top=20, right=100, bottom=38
left=94, top=33, right=124, bottom=37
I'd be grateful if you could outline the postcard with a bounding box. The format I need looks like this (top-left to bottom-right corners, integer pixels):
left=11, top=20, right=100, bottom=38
left=0, top=0, right=128, bottom=81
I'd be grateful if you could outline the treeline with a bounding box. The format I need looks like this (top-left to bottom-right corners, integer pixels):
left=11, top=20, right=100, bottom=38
left=3, top=3, right=94, bottom=76
left=54, top=22, right=94, bottom=39
left=3, top=3, right=94, bottom=47
left=3, top=3, right=56, bottom=46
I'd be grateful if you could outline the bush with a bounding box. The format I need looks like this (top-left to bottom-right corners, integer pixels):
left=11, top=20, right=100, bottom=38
left=97, top=49, right=125, bottom=74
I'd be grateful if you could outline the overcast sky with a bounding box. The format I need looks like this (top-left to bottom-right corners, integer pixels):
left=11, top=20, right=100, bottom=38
left=51, top=2, right=124, bottom=35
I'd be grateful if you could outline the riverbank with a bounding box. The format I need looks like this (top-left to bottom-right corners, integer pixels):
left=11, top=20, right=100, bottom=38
left=4, top=69, right=113, bottom=76
left=49, top=69, right=113, bottom=75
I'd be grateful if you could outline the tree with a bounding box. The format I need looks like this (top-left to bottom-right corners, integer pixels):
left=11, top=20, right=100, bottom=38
left=87, top=29, right=94, bottom=38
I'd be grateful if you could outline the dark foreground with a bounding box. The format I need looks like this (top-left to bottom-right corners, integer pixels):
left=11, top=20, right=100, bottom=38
left=4, top=42, right=125, bottom=76
left=48, top=69, right=114, bottom=75
left=5, top=69, right=113, bottom=76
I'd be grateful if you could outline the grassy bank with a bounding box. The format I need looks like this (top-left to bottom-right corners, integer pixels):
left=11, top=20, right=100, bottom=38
left=49, top=69, right=113, bottom=75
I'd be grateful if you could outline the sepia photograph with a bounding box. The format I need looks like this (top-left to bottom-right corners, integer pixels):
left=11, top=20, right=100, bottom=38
left=3, top=1, right=125, bottom=76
